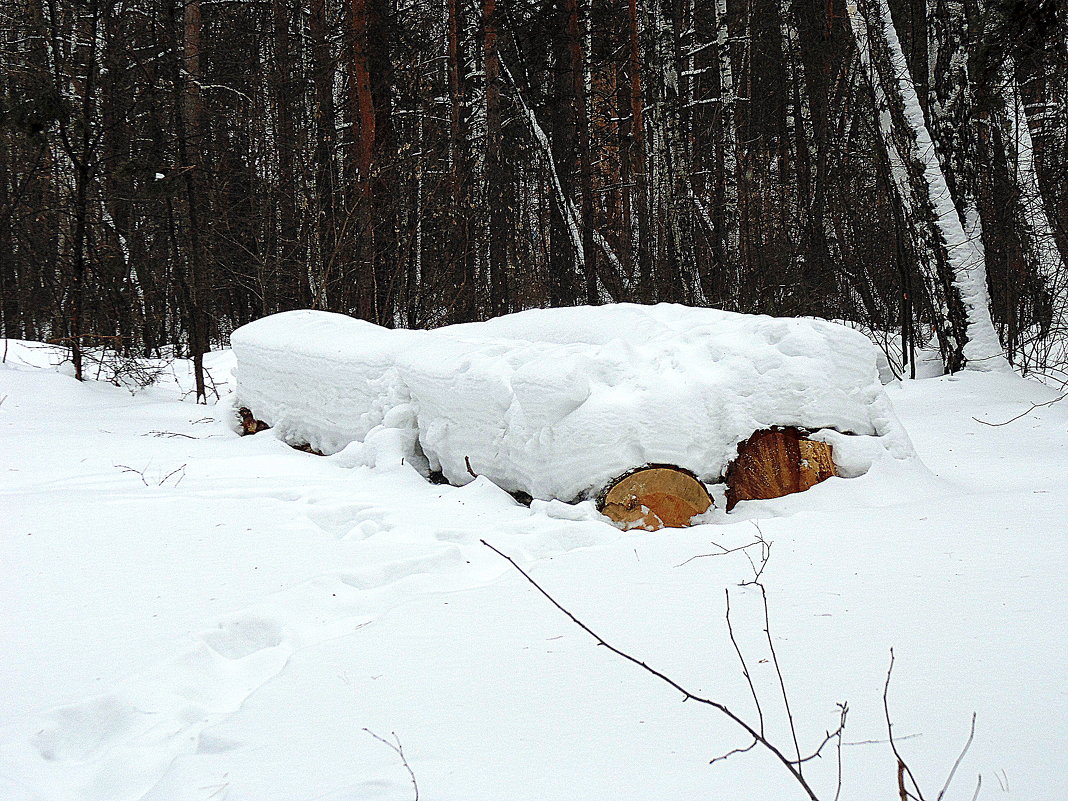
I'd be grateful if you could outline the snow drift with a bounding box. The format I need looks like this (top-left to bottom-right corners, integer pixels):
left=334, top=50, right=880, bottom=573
left=231, top=304, right=915, bottom=502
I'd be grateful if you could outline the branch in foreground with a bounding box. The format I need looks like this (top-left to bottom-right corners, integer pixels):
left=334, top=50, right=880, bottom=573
left=364, top=728, right=419, bottom=801
left=884, top=650, right=977, bottom=801
left=885, top=650, right=927, bottom=801
left=482, top=538, right=828, bottom=801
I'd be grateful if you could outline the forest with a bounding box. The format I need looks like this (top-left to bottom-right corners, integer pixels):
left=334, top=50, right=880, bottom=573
left=1, top=0, right=1065, bottom=392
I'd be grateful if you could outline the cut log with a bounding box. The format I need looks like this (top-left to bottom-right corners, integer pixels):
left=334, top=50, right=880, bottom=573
left=599, top=465, right=713, bottom=531
left=725, top=428, right=837, bottom=511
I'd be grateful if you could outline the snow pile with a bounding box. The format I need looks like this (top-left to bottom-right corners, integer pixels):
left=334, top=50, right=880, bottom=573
left=231, top=304, right=915, bottom=501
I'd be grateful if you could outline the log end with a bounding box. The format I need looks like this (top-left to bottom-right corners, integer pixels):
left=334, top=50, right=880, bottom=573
left=725, top=428, right=837, bottom=511
left=599, top=465, right=713, bottom=531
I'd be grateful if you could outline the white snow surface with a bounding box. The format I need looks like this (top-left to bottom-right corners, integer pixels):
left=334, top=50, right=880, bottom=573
left=3, top=338, right=1067, bottom=801
left=232, top=305, right=914, bottom=502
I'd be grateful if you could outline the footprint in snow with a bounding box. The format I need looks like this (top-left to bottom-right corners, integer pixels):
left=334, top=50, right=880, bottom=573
left=305, top=501, right=375, bottom=538
left=33, top=695, right=143, bottom=763
left=339, top=547, right=464, bottom=590
left=199, top=614, right=288, bottom=660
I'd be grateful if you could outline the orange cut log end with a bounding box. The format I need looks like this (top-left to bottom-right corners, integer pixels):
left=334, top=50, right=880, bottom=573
left=599, top=466, right=713, bottom=531
left=725, top=428, right=837, bottom=511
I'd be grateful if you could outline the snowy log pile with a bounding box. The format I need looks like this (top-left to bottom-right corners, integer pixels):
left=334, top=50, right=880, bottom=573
left=231, top=304, right=914, bottom=526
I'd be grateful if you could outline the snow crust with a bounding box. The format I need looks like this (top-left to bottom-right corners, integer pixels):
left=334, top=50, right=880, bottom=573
left=232, top=304, right=915, bottom=501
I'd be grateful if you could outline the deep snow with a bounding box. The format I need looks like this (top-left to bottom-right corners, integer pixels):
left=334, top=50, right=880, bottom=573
left=1, top=338, right=1066, bottom=801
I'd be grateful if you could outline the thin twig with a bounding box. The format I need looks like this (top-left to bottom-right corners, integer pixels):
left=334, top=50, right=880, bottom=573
left=885, top=650, right=927, bottom=801
left=675, top=539, right=766, bottom=568
left=115, top=463, right=186, bottom=487
left=843, top=733, right=922, bottom=746
left=936, top=713, right=976, bottom=801
left=115, top=464, right=150, bottom=486
left=725, top=588, right=765, bottom=735
left=739, top=523, right=772, bottom=583
left=753, top=581, right=804, bottom=774
left=972, top=393, right=1067, bottom=426
left=159, top=464, right=187, bottom=487
left=481, top=539, right=823, bottom=801
left=834, top=709, right=845, bottom=801
left=363, top=729, right=419, bottom=801
left=709, top=737, right=758, bottom=765
left=144, top=430, right=198, bottom=439
left=793, top=704, right=848, bottom=765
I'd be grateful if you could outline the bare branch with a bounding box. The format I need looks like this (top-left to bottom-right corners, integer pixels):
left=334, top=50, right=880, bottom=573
left=364, top=729, right=419, bottom=801
left=675, top=538, right=766, bottom=568
left=793, top=704, right=849, bottom=766
left=481, top=539, right=823, bottom=801
left=115, top=464, right=150, bottom=486
left=754, top=580, right=803, bottom=774
left=972, top=393, right=1067, bottom=426
left=884, top=650, right=927, bottom=801
left=936, top=713, right=977, bottom=801
left=725, top=588, right=765, bottom=735
left=159, top=464, right=187, bottom=487
left=709, top=737, right=757, bottom=765
left=144, top=430, right=199, bottom=439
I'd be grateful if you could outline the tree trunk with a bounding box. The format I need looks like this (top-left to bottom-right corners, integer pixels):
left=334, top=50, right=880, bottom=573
left=849, top=0, right=1007, bottom=373
left=308, top=0, right=338, bottom=309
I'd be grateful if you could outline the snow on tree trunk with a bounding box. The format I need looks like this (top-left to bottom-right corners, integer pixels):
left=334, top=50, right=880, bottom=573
left=849, top=0, right=1009, bottom=373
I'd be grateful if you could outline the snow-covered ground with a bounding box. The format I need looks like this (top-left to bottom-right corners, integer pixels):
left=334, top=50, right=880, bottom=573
left=1, top=339, right=1066, bottom=801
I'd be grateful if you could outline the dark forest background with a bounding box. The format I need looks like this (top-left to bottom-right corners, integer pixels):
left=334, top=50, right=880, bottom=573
left=1, top=0, right=1066, bottom=390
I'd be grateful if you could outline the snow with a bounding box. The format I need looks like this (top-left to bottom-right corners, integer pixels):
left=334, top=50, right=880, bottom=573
left=232, top=305, right=915, bottom=503
left=2, top=336, right=1067, bottom=801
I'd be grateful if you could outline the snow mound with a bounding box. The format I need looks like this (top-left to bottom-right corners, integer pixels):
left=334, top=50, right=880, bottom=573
left=231, top=304, right=915, bottom=501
